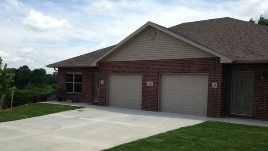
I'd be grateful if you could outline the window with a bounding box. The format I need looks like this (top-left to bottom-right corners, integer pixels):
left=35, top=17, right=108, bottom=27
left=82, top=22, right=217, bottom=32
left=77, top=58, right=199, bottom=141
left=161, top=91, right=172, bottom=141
left=66, top=73, right=82, bottom=93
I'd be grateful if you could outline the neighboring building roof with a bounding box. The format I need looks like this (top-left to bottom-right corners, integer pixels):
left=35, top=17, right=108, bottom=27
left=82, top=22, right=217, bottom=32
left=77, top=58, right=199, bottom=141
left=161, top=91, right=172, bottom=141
left=46, top=45, right=115, bottom=68
left=169, top=17, right=268, bottom=62
left=47, top=17, right=268, bottom=68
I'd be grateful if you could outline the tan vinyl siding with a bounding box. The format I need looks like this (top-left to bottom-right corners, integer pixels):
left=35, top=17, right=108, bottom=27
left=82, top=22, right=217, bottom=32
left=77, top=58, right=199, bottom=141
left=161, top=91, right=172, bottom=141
left=103, top=27, right=214, bottom=62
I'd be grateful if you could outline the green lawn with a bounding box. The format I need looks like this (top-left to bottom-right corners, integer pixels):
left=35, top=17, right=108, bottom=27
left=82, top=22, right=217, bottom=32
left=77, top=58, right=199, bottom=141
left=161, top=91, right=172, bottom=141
left=104, top=121, right=268, bottom=151
left=0, top=103, right=83, bottom=123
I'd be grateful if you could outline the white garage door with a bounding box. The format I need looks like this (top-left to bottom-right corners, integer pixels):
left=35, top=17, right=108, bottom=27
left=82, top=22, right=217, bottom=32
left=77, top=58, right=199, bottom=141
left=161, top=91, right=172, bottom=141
left=160, top=74, right=208, bottom=116
left=108, top=74, right=142, bottom=109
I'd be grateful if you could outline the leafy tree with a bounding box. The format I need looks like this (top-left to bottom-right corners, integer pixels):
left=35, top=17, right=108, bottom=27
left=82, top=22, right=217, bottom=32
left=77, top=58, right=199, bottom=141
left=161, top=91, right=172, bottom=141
left=249, top=18, right=255, bottom=23
left=0, top=57, right=15, bottom=110
left=30, top=68, right=47, bottom=86
left=11, top=65, right=31, bottom=89
left=11, top=66, right=58, bottom=89
left=258, top=15, right=268, bottom=26
left=45, top=72, right=58, bottom=85
left=1, top=64, right=58, bottom=109
left=249, top=15, right=268, bottom=26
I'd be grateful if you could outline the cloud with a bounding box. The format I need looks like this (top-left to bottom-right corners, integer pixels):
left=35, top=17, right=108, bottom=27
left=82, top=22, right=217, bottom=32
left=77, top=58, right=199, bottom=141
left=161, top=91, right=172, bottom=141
left=26, top=59, right=34, bottom=64
left=90, top=0, right=117, bottom=13
left=235, top=0, right=268, bottom=20
left=0, top=51, right=10, bottom=57
left=7, top=56, right=22, bottom=62
left=20, top=47, right=36, bottom=53
left=22, top=10, right=71, bottom=31
left=96, top=42, right=108, bottom=49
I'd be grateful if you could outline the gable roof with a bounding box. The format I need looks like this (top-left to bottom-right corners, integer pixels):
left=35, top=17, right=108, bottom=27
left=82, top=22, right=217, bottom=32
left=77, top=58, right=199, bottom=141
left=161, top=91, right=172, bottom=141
left=169, top=17, right=268, bottom=62
left=47, top=17, right=268, bottom=68
left=46, top=45, right=115, bottom=68
left=90, top=21, right=233, bottom=66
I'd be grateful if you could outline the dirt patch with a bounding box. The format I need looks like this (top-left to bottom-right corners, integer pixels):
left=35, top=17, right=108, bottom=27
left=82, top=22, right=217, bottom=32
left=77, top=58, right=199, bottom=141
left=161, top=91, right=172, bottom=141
left=0, top=109, right=10, bottom=113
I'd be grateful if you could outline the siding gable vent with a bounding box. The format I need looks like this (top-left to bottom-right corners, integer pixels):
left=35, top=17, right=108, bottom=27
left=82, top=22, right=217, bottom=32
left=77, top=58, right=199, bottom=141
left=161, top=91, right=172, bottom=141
left=146, top=28, right=156, bottom=40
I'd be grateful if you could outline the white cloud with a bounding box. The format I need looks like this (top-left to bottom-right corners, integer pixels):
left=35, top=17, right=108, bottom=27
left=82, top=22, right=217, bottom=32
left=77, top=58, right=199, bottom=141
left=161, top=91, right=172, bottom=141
left=8, top=56, right=22, bottom=62
left=0, top=51, right=10, bottom=57
left=235, top=0, right=268, bottom=20
left=90, top=0, right=117, bottom=12
left=20, top=47, right=36, bottom=53
left=26, top=59, right=34, bottom=64
left=22, top=10, right=71, bottom=31
left=96, top=42, right=108, bottom=49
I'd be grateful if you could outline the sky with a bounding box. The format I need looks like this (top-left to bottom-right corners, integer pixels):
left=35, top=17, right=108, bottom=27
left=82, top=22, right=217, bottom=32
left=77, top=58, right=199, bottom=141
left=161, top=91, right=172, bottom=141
left=0, top=0, right=268, bottom=73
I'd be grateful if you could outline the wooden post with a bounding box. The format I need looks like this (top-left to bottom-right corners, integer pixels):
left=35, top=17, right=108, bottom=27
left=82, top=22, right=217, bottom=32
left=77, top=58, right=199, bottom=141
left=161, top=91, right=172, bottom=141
left=11, top=91, right=14, bottom=109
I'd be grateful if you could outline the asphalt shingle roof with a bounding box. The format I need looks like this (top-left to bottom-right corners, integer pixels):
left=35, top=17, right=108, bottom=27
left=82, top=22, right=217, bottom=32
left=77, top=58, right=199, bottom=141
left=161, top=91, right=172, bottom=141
left=169, top=17, right=268, bottom=61
left=47, top=17, right=268, bottom=67
left=47, top=45, right=115, bottom=67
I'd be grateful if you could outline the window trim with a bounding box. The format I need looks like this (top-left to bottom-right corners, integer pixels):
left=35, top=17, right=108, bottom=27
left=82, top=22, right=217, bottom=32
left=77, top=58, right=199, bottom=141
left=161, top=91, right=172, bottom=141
left=66, top=72, right=82, bottom=93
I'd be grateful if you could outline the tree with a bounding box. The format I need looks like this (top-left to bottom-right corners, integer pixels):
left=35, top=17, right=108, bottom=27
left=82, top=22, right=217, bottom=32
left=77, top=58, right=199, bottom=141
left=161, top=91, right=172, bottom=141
left=11, top=65, right=31, bottom=89
left=258, top=15, right=268, bottom=26
left=0, top=57, right=15, bottom=110
left=249, top=18, right=255, bottom=23
left=249, top=15, right=268, bottom=26
left=30, top=68, right=47, bottom=86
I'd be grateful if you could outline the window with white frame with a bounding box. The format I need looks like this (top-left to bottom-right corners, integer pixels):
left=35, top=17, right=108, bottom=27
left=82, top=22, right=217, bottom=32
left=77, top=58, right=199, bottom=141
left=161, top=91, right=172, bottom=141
left=66, top=73, right=82, bottom=93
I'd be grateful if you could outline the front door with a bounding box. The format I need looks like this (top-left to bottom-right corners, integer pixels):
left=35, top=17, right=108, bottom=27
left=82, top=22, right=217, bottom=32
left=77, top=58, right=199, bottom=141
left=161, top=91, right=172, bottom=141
left=231, top=72, right=254, bottom=115
left=92, top=72, right=99, bottom=102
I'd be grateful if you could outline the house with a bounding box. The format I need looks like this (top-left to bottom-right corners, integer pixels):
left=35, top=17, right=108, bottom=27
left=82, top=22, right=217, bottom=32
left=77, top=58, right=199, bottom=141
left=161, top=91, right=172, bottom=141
left=47, top=17, right=268, bottom=120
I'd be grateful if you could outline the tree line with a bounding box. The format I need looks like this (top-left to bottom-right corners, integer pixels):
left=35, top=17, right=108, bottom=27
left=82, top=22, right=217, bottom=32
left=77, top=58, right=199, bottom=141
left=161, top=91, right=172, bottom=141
left=10, top=65, right=57, bottom=89
left=250, top=15, right=268, bottom=26
left=0, top=58, right=58, bottom=110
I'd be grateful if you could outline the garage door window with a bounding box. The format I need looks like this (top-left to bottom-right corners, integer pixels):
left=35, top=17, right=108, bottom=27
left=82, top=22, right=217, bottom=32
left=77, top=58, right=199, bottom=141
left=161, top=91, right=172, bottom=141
left=66, top=73, right=82, bottom=93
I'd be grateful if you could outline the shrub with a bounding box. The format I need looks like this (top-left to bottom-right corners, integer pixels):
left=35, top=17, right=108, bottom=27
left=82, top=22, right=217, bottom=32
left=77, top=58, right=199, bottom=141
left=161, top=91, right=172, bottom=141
left=4, top=84, right=57, bottom=108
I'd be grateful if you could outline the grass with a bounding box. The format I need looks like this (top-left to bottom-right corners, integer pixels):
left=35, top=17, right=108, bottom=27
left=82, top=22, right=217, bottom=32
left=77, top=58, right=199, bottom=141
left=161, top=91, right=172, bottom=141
left=104, top=121, right=268, bottom=151
left=0, top=103, right=83, bottom=123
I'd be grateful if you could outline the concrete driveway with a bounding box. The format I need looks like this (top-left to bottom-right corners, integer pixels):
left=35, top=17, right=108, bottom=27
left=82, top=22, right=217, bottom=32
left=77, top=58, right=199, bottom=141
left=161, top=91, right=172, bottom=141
left=0, top=105, right=209, bottom=151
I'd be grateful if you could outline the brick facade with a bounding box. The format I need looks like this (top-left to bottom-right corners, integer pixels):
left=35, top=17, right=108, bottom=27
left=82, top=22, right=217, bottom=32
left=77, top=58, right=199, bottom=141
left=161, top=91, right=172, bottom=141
left=98, top=57, right=223, bottom=118
left=57, top=60, right=268, bottom=120
left=58, top=67, right=98, bottom=103
left=222, top=64, right=268, bottom=120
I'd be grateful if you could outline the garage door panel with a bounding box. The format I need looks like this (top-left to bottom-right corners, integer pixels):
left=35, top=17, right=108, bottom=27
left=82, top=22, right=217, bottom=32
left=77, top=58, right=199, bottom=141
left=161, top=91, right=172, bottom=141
left=173, top=85, right=184, bottom=93
left=194, top=95, right=207, bottom=104
left=182, top=105, right=193, bottom=113
left=195, top=75, right=208, bottom=85
left=173, top=94, right=184, bottom=101
left=160, top=74, right=208, bottom=116
left=173, top=76, right=185, bottom=84
left=195, top=86, right=206, bottom=94
left=183, top=95, right=195, bottom=105
left=161, top=83, right=174, bottom=92
left=183, top=75, right=195, bottom=84
left=183, top=85, right=194, bottom=94
left=161, top=75, right=174, bottom=83
left=127, top=93, right=141, bottom=99
left=162, top=104, right=183, bottom=112
left=108, top=74, right=142, bottom=109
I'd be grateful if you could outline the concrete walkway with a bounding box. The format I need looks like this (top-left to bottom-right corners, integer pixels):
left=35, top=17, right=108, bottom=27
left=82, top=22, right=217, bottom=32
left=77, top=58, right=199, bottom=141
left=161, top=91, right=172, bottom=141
left=0, top=102, right=208, bottom=151
left=45, top=101, right=268, bottom=127
left=1, top=101, right=267, bottom=151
